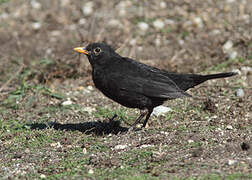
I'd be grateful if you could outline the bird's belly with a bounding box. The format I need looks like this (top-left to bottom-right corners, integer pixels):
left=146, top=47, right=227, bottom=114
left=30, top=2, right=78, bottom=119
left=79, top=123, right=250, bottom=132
left=92, top=70, right=165, bottom=109
left=93, top=79, right=152, bottom=109
left=111, top=91, right=150, bottom=109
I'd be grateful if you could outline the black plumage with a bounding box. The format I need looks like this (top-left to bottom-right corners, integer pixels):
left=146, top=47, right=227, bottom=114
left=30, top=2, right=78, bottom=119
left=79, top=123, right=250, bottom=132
left=74, top=43, right=237, bottom=128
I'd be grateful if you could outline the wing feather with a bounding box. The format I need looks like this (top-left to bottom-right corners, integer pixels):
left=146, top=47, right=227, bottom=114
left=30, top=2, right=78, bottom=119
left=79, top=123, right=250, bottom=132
left=109, top=73, right=190, bottom=99
left=106, top=57, right=191, bottom=99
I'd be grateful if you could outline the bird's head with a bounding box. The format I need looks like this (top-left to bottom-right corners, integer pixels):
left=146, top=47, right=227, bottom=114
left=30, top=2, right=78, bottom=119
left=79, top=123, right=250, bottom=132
left=74, top=43, right=117, bottom=67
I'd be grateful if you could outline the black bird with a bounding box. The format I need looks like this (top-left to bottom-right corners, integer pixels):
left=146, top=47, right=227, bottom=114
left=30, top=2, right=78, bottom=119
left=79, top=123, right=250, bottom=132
left=74, top=43, right=237, bottom=128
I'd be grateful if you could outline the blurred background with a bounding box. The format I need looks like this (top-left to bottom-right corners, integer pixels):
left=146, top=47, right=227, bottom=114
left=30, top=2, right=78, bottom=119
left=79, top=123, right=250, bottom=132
left=0, top=1, right=252, bottom=179
left=0, top=0, right=251, bottom=88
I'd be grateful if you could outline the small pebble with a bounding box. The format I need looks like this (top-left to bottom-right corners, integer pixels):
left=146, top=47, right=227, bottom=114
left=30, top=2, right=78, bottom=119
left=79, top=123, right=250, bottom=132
left=165, top=19, right=175, bottom=25
left=83, top=148, right=87, bottom=154
left=24, top=148, right=30, bottom=154
left=61, top=98, right=73, bottom=106
left=160, top=2, right=167, bottom=8
left=46, top=48, right=52, bottom=55
left=241, top=66, right=252, bottom=74
left=108, top=19, right=122, bottom=28
left=223, top=40, right=233, bottom=53
left=50, top=30, right=61, bottom=36
left=228, top=51, right=237, bottom=59
left=211, top=29, right=221, bottom=35
left=50, top=142, right=62, bottom=148
left=211, top=115, right=218, bottom=119
left=117, top=0, right=132, bottom=8
left=88, top=169, right=94, bottom=174
left=31, top=0, right=41, bottom=9
left=82, top=107, right=95, bottom=114
left=140, top=144, right=154, bottom=148
left=68, top=24, right=77, bottom=31
left=153, top=19, right=165, bottom=29
left=226, top=0, right=235, bottom=3
left=87, top=85, right=94, bottom=91
left=138, top=22, right=149, bottom=31
left=82, top=2, right=94, bottom=16
left=129, top=39, right=137, bottom=46
left=193, top=17, right=203, bottom=28
left=1, top=167, right=7, bottom=171
left=232, top=69, right=241, bottom=75
left=155, top=37, right=161, bottom=47
left=184, top=20, right=193, bottom=27
left=79, top=18, right=87, bottom=25
left=119, top=9, right=127, bottom=17
left=160, top=131, right=169, bottom=135
left=188, top=139, right=194, bottom=143
left=61, top=0, right=70, bottom=6
left=226, top=125, right=233, bottom=130
left=114, top=144, right=128, bottom=150
left=137, top=46, right=143, bottom=51
left=77, top=86, right=85, bottom=91
left=178, top=39, right=184, bottom=45
left=32, top=22, right=41, bottom=30
left=136, top=124, right=142, bottom=128
left=242, top=14, right=250, bottom=24
left=0, top=12, right=9, bottom=19
left=40, top=174, right=46, bottom=179
left=228, top=159, right=236, bottom=165
left=152, top=106, right=172, bottom=116
left=236, top=88, right=244, bottom=97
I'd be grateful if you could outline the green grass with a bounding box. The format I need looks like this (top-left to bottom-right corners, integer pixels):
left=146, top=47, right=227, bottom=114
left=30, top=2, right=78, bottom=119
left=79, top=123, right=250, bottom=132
left=0, top=81, right=65, bottom=110
left=1, top=0, right=251, bottom=179
left=181, top=31, right=189, bottom=40
left=86, top=167, right=160, bottom=180
left=199, top=173, right=252, bottom=180
left=207, top=57, right=247, bottom=72
left=0, top=0, right=9, bottom=4
left=93, top=107, right=137, bottom=124
left=0, top=82, right=250, bottom=180
left=160, top=27, right=172, bottom=34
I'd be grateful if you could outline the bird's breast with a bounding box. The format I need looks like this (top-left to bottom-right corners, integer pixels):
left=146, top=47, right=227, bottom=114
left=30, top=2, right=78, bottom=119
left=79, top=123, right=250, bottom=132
left=92, top=68, right=111, bottom=94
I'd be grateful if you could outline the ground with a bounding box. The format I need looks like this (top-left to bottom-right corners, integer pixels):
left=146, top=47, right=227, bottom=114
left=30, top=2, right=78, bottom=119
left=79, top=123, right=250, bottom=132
left=0, top=0, right=251, bottom=179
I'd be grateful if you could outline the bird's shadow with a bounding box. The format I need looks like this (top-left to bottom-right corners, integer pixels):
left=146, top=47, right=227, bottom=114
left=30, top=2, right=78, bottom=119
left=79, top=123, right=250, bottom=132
left=25, top=118, right=129, bottom=136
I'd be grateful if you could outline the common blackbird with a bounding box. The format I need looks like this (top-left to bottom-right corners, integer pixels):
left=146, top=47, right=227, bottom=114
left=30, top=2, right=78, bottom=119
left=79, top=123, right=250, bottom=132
left=74, top=43, right=237, bottom=128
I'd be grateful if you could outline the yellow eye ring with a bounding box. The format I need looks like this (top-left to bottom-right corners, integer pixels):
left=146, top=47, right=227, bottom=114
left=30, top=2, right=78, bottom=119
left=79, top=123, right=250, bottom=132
left=94, top=47, right=101, bottom=54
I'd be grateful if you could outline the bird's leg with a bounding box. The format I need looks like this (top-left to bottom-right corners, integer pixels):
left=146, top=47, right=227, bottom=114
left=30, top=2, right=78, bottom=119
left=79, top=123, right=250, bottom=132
left=109, top=114, right=118, bottom=122
left=142, top=108, right=153, bottom=128
left=131, top=109, right=148, bottom=127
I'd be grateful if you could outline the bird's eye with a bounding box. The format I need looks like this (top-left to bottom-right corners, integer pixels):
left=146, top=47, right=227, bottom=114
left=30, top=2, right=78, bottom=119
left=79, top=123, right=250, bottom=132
left=94, top=47, right=101, bottom=54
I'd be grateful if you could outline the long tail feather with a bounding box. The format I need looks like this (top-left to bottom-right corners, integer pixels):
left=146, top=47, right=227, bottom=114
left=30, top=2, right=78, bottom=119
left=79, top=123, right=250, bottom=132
left=202, top=72, right=237, bottom=80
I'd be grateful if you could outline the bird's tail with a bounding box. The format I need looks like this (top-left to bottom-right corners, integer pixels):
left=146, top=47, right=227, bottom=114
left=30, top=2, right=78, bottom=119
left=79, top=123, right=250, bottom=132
left=187, top=72, right=237, bottom=90
left=166, top=71, right=237, bottom=91
left=202, top=72, right=237, bottom=81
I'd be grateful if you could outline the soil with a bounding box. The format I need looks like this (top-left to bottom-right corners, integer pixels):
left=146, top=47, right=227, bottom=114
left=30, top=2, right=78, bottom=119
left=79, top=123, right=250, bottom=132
left=0, top=0, right=251, bottom=179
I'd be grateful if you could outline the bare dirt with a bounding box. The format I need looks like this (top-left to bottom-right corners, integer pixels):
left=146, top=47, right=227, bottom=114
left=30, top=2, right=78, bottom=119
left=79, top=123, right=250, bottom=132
left=0, top=0, right=251, bottom=179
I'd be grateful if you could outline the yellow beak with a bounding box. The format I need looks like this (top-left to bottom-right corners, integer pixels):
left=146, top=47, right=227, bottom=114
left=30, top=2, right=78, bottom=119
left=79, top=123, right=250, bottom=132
left=74, top=47, right=90, bottom=55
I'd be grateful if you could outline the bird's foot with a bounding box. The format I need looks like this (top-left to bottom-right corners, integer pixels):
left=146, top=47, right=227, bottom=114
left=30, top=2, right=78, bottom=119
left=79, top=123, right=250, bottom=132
left=109, top=114, right=118, bottom=122
left=141, top=122, right=149, bottom=128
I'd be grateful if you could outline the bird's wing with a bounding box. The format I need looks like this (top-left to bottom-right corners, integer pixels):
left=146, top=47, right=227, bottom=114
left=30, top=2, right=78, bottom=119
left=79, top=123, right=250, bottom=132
left=142, top=74, right=191, bottom=98
left=107, top=71, right=191, bottom=99
left=105, top=56, right=191, bottom=99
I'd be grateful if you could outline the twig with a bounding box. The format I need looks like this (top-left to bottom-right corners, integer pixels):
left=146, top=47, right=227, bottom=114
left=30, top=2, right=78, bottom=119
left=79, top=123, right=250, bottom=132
left=170, top=49, right=186, bottom=63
